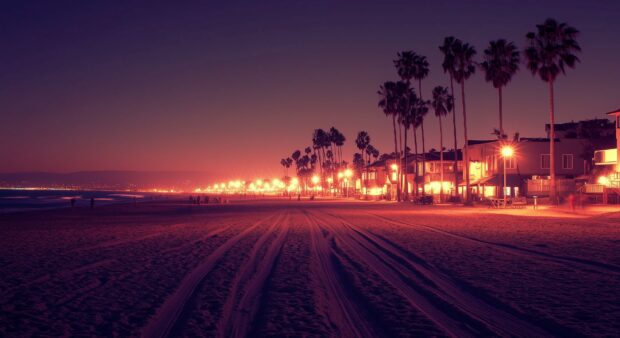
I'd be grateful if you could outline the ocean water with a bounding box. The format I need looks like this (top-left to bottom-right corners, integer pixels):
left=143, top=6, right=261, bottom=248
left=0, top=189, right=160, bottom=213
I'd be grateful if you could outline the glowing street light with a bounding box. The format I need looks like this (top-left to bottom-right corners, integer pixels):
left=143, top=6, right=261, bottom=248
left=501, top=145, right=514, bottom=208
left=343, top=169, right=353, bottom=197
left=311, top=175, right=320, bottom=185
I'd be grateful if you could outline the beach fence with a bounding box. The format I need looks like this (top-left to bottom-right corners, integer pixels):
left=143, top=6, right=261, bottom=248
left=525, top=177, right=576, bottom=196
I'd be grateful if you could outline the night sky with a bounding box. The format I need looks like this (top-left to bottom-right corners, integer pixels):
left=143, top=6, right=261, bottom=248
left=2, top=1, right=619, bottom=181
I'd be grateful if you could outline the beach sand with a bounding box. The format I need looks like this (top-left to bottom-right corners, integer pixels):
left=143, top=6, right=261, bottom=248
left=1, top=199, right=619, bottom=337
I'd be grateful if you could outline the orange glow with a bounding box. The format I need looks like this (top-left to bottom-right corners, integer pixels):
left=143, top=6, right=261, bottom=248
left=598, top=176, right=610, bottom=186
left=501, top=146, right=514, bottom=157
left=311, top=175, right=320, bottom=185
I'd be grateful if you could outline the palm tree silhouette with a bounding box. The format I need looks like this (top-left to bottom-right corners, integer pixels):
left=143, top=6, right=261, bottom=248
left=480, top=39, right=520, bottom=139
left=378, top=81, right=405, bottom=201
left=394, top=51, right=420, bottom=200
left=452, top=39, right=477, bottom=202
left=432, top=86, right=454, bottom=202
left=280, top=157, right=293, bottom=177
left=355, top=131, right=371, bottom=164
left=412, top=54, right=430, bottom=195
left=399, top=85, right=418, bottom=200
left=525, top=18, right=580, bottom=202
left=330, top=127, right=346, bottom=167
left=356, top=131, right=371, bottom=192
left=439, top=37, right=460, bottom=197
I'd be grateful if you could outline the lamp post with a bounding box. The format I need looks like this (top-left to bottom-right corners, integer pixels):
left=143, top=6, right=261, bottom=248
left=344, top=169, right=353, bottom=197
left=501, top=146, right=514, bottom=208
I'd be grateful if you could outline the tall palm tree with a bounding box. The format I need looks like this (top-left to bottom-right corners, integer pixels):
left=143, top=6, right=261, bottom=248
left=356, top=131, right=371, bottom=192
left=452, top=39, right=477, bottom=202
left=480, top=39, right=520, bottom=139
left=378, top=81, right=404, bottom=201
left=439, top=37, right=460, bottom=197
left=525, top=18, right=580, bottom=202
left=398, top=85, right=417, bottom=200
left=431, top=86, right=454, bottom=202
left=355, top=131, right=371, bottom=164
left=412, top=55, right=430, bottom=195
left=395, top=51, right=417, bottom=198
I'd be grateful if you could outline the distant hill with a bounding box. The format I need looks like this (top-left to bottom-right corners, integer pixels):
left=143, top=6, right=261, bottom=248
left=0, top=171, right=216, bottom=191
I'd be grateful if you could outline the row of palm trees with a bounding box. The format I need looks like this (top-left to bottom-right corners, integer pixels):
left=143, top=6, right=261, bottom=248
left=280, top=127, right=348, bottom=191
left=378, top=18, right=580, bottom=202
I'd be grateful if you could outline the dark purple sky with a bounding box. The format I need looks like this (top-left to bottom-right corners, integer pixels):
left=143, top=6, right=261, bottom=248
left=2, top=1, right=619, bottom=180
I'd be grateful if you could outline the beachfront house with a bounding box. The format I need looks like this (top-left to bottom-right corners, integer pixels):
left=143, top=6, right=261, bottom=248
left=463, top=137, right=588, bottom=199
left=590, top=109, right=620, bottom=200
left=404, top=150, right=463, bottom=198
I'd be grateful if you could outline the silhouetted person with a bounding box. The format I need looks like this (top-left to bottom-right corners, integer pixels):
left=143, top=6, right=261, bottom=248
left=205, top=196, right=210, bottom=204
left=196, top=196, right=201, bottom=205
left=70, top=198, right=76, bottom=208
left=90, top=198, right=95, bottom=209
left=568, top=194, right=575, bottom=212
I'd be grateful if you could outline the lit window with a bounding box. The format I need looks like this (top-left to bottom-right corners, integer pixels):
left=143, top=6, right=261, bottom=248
left=506, top=157, right=516, bottom=169
left=562, top=154, right=573, bottom=170
left=541, top=154, right=550, bottom=169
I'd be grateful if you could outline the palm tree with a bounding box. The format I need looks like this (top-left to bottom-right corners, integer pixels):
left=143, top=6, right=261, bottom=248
left=330, top=127, right=346, bottom=166
left=395, top=52, right=419, bottom=199
left=439, top=37, right=460, bottom=197
left=452, top=39, right=477, bottom=202
left=355, top=131, right=371, bottom=164
left=356, top=131, right=371, bottom=192
left=412, top=55, right=430, bottom=195
left=398, top=85, right=417, bottom=200
left=280, top=157, right=293, bottom=177
left=480, top=39, right=520, bottom=139
left=525, top=18, right=581, bottom=202
left=378, top=81, right=404, bottom=201
left=431, top=86, right=454, bottom=202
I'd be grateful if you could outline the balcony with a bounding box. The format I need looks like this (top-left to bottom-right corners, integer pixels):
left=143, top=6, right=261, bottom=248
left=594, top=148, right=617, bottom=166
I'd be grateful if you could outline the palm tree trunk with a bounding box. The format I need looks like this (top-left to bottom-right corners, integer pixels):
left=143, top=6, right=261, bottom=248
left=498, top=86, right=504, bottom=139
left=413, top=126, right=419, bottom=197
left=549, top=80, right=557, bottom=202
left=399, top=121, right=404, bottom=200
left=450, top=75, right=458, bottom=198
left=461, top=80, right=470, bottom=203
left=404, top=126, right=409, bottom=200
left=439, top=115, right=444, bottom=203
left=392, top=115, right=401, bottom=201
left=419, top=78, right=426, bottom=196
left=421, top=121, right=427, bottom=196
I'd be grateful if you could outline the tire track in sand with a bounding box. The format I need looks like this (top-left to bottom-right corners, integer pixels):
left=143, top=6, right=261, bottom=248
left=302, top=210, right=380, bottom=338
left=369, top=212, right=620, bottom=275
left=216, top=211, right=290, bottom=338
left=313, top=210, right=556, bottom=337
left=141, top=211, right=283, bottom=338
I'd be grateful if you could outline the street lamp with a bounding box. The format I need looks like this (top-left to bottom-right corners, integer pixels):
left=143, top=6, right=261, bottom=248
left=344, top=169, right=353, bottom=197
left=501, top=145, right=514, bottom=208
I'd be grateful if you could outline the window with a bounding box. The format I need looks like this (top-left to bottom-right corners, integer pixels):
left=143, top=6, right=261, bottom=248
left=562, top=154, right=573, bottom=170
left=505, top=156, right=516, bottom=169
left=540, top=154, right=550, bottom=169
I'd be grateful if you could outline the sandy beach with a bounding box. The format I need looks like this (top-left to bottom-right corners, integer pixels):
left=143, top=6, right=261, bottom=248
left=1, top=199, right=619, bottom=337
